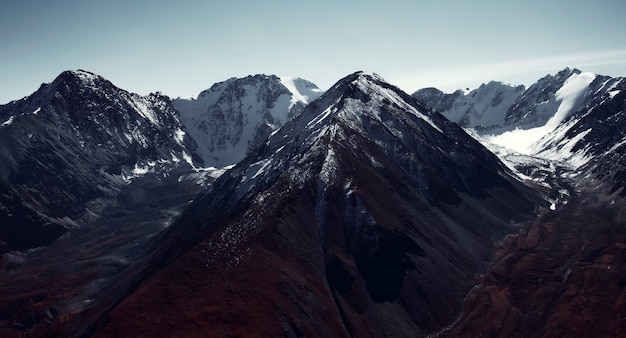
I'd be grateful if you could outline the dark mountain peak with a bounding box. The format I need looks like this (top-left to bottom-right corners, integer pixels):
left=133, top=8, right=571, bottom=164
left=265, top=71, right=445, bottom=154
left=320, top=71, right=391, bottom=100
left=330, top=71, right=387, bottom=92
left=0, top=69, right=204, bottom=252
left=414, top=86, right=444, bottom=96
left=0, top=70, right=117, bottom=120
left=94, top=71, right=542, bottom=337
left=61, top=68, right=99, bottom=79
left=535, top=67, right=580, bottom=86
left=559, top=66, right=582, bottom=76
left=52, top=69, right=111, bottom=90
left=165, top=70, right=540, bottom=261
left=198, top=73, right=284, bottom=98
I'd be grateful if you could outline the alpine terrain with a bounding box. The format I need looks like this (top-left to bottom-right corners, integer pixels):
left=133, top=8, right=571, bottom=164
left=0, top=70, right=323, bottom=337
left=415, top=67, right=626, bottom=337
left=0, top=66, right=624, bottom=337
left=91, top=72, right=540, bottom=337
left=172, top=74, right=323, bottom=167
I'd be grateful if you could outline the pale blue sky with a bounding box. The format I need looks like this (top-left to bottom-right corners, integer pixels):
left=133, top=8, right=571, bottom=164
left=1, top=0, right=625, bottom=103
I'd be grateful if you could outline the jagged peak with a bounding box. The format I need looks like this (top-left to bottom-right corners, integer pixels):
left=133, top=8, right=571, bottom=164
left=188, top=74, right=322, bottom=109
left=47, top=69, right=117, bottom=95
left=330, top=71, right=386, bottom=88
left=559, top=67, right=582, bottom=76
left=56, top=69, right=102, bottom=83
left=478, top=80, right=521, bottom=89
left=279, top=76, right=321, bottom=91
left=274, top=71, right=445, bottom=143
left=197, top=74, right=287, bottom=98
left=535, top=67, right=582, bottom=85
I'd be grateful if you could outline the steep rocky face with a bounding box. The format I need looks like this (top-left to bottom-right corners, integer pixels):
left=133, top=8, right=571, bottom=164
left=92, top=72, right=542, bottom=337
left=501, top=68, right=582, bottom=130
left=413, top=81, right=525, bottom=128
left=0, top=70, right=205, bottom=253
left=441, top=162, right=626, bottom=337
left=0, top=70, right=326, bottom=338
left=0, top=70, right=212, bottom=337
left=532, top=77, right=626, bottom=165
left=172, top=74, right=323, bottom=167
left=416, top=68, right=625, bottom=139
left=429, top=73, right=626, bottom=337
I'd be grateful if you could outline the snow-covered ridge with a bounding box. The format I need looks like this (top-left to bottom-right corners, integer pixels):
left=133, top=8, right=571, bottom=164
left=280, top=76, right=323, bottom=109
left=172, top=74, right=323, bottom=168
left=418, top=68, right=626, bottom=174
left=413, top=81, right=525, bottom=128
left=487, top=71, right=596, bottom=156
left=353, top=73, right=443, bottom=133
left=73, top=69, right=100, bottom=84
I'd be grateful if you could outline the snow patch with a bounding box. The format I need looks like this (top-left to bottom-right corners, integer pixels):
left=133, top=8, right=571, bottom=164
left=319, top=148, right=338, bottom=185
left=609, top=90, right=621, bottom=99
left=132, top=163, right=149, bottom=175
left=182, top=151, right=195, bottom=169
left=129, top=96, right=160, bottom=126
left=535, top=125, right=593, bottom=168
left=608, top=136, right=626, bottom=154
left=1, top=116, right=15, bottom=127
left=174, top=128, right=185, bottom=145
left=486, top=72, right=596, bottom=156
left=248, top=158, right=273, bottom=181
left=280, top=77, right=309, bottom=109
left=355, top=75, right=443, bottom=133
left=307, top=106, right=336, bottom=129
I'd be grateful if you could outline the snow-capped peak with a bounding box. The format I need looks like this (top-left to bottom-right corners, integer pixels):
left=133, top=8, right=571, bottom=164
left=348, top=72, right=443, bottom=132
left=53, top=69, right=105, bottom=89
left=279, top=76, right=323, bottom=110
left=73, top=69, right=100, bottom=83
left=413, top=80, right=525, bottom=128
left=172, top=74, right=324, bottom=168
left=202, top=69, right=527, bottom=223
left=486, top=71, right=596, bottom=156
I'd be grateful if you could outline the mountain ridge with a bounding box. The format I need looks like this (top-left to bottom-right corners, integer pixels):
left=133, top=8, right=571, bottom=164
left=0, top=67, right=625, bottom=337
left=415, top=68, right=626, bottom=337
left=91, top=71, right=542, bottom=337
left=172, top=74, right=324, bottom=167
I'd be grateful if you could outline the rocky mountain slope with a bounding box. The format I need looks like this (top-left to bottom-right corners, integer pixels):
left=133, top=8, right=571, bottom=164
left=0, top=70, right=205, bottom=253
left=416, top=68, right=626, bottom=198
left=0, top=70, right=322, bottom=337
left=91, top=72, right=542, bottom=337
left=414, top=68, right=625, bottom=137
left=416, top=69, right=626, bottom=337
left=2, top=67, right=625, bottom=337
left=413, top=81, right=525, bottom=128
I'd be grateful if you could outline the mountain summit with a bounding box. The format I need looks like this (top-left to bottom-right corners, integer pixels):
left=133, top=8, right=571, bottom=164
left=0, top=69, right=203, bottom=252
left=172, top=74, right=323, bottom=167
left=94, top=72, right=541, bottom=337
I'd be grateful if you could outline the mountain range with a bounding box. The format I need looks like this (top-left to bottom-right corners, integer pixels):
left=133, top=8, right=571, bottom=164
left=0, top=67, right=624, bottom=337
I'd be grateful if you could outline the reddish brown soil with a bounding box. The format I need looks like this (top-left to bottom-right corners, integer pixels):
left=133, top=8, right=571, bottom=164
left=444, top=198, right=626, bottom=337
